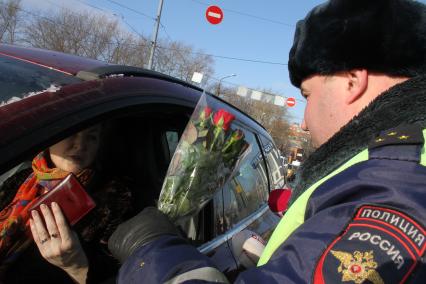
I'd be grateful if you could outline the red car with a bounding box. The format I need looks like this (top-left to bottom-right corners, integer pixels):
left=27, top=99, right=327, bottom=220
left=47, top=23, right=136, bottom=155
left=0, top=44, right=285, bottom=282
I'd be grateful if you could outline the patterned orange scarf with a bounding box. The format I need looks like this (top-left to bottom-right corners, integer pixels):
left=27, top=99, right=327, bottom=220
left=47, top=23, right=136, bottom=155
left=0, top=152, right=92, bottom=266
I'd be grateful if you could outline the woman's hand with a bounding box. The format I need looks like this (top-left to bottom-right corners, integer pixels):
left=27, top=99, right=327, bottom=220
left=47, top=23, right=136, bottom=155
left=30, top=202, right=89, bottom=284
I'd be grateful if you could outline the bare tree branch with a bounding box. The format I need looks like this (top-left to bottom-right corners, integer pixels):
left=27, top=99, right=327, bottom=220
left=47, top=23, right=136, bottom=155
left=221, top=88, right=292, bottom=152
left=20, top=8, right=214, bottom=83
left=0, top=0, right=21, bottom=44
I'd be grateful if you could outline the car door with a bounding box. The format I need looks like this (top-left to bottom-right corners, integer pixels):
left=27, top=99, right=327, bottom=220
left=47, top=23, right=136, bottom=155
left=0, top=71, right=212, bottom=280
left=171, top=94, right=284, bottom=277
left=219, top=130, right=281, bottom=273
left=192, top=116, right=280, bottom=276
left=0, top=69, right=281, bottom=280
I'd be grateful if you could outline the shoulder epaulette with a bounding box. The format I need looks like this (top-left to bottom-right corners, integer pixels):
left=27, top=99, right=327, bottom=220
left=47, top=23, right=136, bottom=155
left=369, top=124, right=424, bottom=150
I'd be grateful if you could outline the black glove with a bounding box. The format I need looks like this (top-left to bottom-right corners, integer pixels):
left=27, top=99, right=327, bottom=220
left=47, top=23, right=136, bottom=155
left=108, top=207, right=181, bottom=263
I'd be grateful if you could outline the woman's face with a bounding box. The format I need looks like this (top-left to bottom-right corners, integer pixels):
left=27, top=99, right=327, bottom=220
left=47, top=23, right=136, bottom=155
left=49, top=125, right=101, bottom=174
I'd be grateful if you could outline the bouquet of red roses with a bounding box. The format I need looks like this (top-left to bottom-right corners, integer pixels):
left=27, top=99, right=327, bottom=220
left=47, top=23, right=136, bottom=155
left=158, top=94, right=249, bottom=221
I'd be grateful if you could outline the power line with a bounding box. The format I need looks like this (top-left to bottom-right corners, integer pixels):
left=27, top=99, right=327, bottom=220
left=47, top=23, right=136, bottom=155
left=192, top=51, right=287, bottom=65
left=158, top=23, right=194, bottom=69
left=69, top=0, right=148, bottom=40
left=157, top=21, right=287, bottom=66
left=129, top=3, right=291, bottom=90
left=74, top=0, right=169, bottom=69
left=104, top=0, right=155, bottom=21
left=80, top=0, right=288, bottom=66
left=74, top=0, right=110, bottom=13
left=102, top=0, right=294, bottom=29
left=10, top=5, right=136, bottom=45
left=17, top=4, right=286, bottom=66
left=205, top=74, right=305, bottom=104
left=156, top=44, right=287, bottom=65
left=189, top=0, right=294, bottom=28
left=49, top=0, right=123, bottom=22
left=11, top=5, right=191, bottom=70
left=95, top=0, right=288, bottom=65
left=122, top=17, right=148, bottom=40
left=8, top=2, right=297, bottom=100
left=60, top=1, right=289, bottom=66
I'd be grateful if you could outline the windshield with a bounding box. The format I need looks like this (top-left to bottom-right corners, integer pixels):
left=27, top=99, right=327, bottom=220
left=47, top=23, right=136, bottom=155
left=0, top=55, right=82, bottom=106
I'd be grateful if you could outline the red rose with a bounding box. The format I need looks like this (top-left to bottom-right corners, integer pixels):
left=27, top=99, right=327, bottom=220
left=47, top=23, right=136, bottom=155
left=213, top=109, right=235, bottom=131
left=222, top=129, right=245, bottom=153
left=231, top=129, right=244, bottom=141
left=199, top=107, right=213, bottom=121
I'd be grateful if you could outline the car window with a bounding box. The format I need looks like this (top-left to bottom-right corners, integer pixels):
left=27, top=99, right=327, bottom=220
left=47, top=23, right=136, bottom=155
left=212, top=189, right=225, bottom=236
left=0, top=162, right=31, bottom=184
left=0, top=121, right=146, bottom=282
left=165, top=131, right=179, bottom=159
left=262, top=141, right=286, bottom=189
left=0, top=55, right=81, bottom=106
left=221, top=129, right=268, bottom=232
left=0, top=108, right=192, bottom=259
left=181, top=188, right=223, bottom=244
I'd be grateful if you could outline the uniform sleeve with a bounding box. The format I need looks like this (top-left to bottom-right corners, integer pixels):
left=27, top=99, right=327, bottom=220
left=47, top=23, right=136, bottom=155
left=117, top=235, right=229, bottom=283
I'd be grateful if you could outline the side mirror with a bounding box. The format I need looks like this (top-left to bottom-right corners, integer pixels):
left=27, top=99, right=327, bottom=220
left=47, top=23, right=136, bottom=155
left=268, top=188, right=292, bottom=216
left=231, top=230, right=266, bottom=268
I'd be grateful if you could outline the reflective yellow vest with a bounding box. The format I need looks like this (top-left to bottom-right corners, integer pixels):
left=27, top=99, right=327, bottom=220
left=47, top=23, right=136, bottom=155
left=258, top=130, right=426, bottom=266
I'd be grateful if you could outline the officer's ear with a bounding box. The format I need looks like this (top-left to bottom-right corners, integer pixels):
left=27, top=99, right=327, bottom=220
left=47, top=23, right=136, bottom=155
left=344, top=69, right=368, bottom=105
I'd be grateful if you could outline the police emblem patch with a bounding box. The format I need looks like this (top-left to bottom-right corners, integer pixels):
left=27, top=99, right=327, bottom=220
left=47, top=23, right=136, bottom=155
left=314, top=206, right=425, bottom=283
left=331, top=250, right=383, bottom=284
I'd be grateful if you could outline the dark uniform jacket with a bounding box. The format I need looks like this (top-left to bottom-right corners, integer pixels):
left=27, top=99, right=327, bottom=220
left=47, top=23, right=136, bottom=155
left=118, top=76, right=426, bottom=283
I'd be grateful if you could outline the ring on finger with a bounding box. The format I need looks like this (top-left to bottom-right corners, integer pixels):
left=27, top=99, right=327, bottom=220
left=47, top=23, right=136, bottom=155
left=40, top=238, right=49, bottom=244
left=51, top=233, right=59, bottom=238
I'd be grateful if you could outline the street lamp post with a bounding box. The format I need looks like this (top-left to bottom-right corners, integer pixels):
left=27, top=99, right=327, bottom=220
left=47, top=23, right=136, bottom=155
left=147, top=0, right=164, bottom=70
left=216, top=74, right=236, bottom=98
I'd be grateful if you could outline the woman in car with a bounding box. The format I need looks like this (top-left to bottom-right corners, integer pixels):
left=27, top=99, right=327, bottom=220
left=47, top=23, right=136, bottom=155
left=0, top=124, right=134, bottom=284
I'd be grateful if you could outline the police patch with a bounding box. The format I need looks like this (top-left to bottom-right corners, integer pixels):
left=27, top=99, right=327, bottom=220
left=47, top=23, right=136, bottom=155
left=314, top=206, right=425, bottom=284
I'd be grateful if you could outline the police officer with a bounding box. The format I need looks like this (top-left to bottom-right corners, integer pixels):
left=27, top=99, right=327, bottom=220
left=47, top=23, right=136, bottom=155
left=108, top=0, right=426, bottom=282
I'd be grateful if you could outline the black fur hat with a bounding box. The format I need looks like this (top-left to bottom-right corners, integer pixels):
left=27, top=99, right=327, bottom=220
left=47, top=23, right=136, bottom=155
left=288, top=0, right=426, bottom=87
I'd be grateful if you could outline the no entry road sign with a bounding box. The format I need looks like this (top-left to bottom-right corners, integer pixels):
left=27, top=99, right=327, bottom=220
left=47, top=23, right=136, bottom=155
left=206, top=6, right=223, bottom=25
left=286, top=97, right=296, bottom=107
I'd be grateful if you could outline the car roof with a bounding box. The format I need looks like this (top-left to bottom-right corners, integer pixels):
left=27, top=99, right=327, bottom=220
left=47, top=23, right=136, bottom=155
left=0, top=44, right=208, bottom=94
left=0, top=44, right=273, bottom=171
left=0, top=44, right=107, bottom=75
left=0, top=45, right=269, bottom=131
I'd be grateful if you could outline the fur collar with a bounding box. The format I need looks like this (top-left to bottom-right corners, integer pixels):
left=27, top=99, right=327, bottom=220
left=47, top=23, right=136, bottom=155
left=291, top=76, right=426, bottom=203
